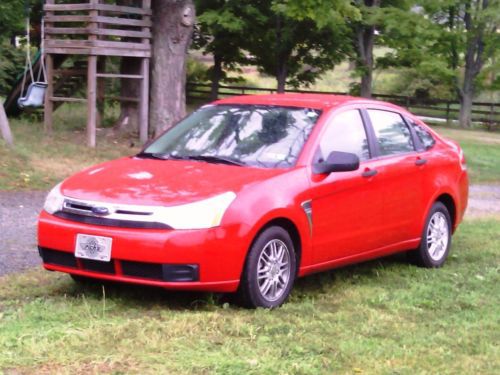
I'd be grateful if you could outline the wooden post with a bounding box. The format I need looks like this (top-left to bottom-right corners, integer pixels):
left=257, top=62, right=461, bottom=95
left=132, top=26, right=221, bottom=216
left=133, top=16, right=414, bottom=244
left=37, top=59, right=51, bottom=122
left=87, top=0, right=98, bottom=147
left=44, top=0, right=55, bottom=134
left=139, top=58, right=150, bottom=143
left=0, top=103, right=14, bottom=146
left=139, top=0, right=151, bottom=143
left=87, top=56, right=97, bottom=148
left=96, top=56, right=106, bottom=128
left=44, top=54, right=54, bottom=134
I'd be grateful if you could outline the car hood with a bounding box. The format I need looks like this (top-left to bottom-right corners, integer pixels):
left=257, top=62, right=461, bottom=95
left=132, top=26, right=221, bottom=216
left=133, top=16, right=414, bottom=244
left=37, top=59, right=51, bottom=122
left=61, top=157, right=284, bottom=206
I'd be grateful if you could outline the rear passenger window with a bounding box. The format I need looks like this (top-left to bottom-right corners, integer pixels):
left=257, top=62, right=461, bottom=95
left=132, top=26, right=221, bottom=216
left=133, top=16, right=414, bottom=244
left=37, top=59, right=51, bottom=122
left=319, top=110, right=370, bottom=161
left=368, top=110, right=414, bottom=156
left=409, top=121, right=436, bottom=150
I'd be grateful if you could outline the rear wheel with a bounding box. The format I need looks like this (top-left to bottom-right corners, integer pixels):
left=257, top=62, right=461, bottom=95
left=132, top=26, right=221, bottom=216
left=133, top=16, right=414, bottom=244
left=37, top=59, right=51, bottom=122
left=238, top=226, right=296, bottom=308
left=409, top=202, right=452, bottom=268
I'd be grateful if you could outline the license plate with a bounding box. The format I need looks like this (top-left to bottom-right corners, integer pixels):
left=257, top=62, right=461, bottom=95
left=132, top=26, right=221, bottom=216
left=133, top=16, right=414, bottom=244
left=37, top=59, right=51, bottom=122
left=75, top=234, right=112, bottom=262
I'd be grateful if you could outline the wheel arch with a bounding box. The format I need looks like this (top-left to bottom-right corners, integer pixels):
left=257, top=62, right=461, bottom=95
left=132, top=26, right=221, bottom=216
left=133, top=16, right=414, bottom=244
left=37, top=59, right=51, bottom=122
left=435, top=193, right=457, bottom=231
left=248, top=217, right=303, bottom=273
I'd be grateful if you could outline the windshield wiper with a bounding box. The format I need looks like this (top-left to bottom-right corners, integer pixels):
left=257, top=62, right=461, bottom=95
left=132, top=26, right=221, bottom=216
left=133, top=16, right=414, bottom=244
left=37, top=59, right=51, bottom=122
left=137, top=152, right=245, bottom=166
left=185, top=154, right=246, bottom=166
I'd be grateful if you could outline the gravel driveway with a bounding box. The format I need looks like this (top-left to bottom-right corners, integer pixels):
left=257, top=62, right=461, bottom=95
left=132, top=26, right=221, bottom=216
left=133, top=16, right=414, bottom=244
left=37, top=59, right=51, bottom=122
left=1, top=185, right=499, bottom=277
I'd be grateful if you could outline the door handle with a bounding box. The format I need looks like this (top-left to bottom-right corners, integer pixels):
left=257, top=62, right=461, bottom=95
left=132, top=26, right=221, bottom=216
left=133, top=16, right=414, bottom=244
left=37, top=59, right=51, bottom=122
left=362, top=169, right=378, bottom=178
left=415, top=158, right=427, bottom=166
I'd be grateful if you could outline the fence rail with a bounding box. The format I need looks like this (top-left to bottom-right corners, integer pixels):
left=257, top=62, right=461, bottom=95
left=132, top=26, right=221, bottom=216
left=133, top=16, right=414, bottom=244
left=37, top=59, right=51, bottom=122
left=187, top=83, right=500, bottom=127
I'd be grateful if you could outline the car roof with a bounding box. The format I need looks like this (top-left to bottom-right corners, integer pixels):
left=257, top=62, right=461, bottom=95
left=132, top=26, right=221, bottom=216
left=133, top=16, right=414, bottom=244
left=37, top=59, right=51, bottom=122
left=214, top=93, right=404, bottom=112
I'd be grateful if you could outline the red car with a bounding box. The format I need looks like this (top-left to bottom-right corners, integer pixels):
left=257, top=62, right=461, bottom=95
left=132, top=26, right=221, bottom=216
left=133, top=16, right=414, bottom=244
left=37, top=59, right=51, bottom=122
left=38, top=94, right=469, bottom=308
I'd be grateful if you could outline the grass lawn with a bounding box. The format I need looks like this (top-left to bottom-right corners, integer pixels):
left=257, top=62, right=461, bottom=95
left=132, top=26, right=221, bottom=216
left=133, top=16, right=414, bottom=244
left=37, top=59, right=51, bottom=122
left=0, top=219, right=498, bottom=373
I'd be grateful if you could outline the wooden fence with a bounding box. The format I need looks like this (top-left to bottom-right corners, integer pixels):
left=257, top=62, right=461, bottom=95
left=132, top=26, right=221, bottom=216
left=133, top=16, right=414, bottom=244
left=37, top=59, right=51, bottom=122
left=187, top=82, right=500, bottom=127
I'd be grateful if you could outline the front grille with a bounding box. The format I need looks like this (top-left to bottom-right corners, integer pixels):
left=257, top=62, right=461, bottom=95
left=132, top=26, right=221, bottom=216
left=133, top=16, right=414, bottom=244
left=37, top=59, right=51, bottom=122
left=39, top=247, right=77, bottom=268
left=81, top=259, right=115, bottom=274
left=39, top=248, right=199, bottom=282
left=54, top=211, right=171, bottom=229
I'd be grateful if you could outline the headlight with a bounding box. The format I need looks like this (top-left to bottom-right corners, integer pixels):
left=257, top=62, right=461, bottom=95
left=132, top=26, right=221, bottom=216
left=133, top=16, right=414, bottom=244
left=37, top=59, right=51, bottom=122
left=158, top=192, right=236, bottom=230
left=43, top=183, right=64, bottom=214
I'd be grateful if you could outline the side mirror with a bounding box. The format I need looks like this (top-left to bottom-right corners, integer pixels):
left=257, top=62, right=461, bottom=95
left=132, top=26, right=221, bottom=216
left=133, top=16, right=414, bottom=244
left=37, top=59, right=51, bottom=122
left=313, top=151, right=360, bottom=175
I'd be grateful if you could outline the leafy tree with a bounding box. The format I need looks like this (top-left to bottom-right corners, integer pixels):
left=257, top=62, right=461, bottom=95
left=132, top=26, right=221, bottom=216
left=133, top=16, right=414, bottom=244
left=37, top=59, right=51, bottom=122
left=194, top=0, right=248, bottom=99
left=243, top=0, right=353, bottom=92
left=383, top=0, right=499, bottom=127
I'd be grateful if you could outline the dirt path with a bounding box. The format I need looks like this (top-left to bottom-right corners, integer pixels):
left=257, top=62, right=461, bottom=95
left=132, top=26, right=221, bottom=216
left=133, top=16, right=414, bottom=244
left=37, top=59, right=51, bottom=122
left=0, top=185, right=499, bottom=277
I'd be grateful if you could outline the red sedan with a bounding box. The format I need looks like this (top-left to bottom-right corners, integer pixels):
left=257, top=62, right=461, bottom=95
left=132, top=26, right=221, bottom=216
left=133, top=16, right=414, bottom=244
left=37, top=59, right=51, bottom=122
left=38, top=94, right=469, bottom=308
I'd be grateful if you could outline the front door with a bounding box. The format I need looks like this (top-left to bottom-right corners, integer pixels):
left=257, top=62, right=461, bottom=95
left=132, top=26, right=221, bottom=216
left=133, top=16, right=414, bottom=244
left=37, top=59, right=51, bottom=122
left=309, top=109, right=385, bottom=264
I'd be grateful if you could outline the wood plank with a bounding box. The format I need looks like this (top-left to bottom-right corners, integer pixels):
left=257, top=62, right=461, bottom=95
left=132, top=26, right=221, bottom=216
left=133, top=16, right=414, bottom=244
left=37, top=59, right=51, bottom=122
left=94, top=16, right=152, bottom=27
left=50, top=97, right=87, bottom=103
left=45, top=27, right=89, bottom=35
left=46, top=39, right=151, bottom=51
left=45, top=15, right=92, bottom=23
left=44, top=3, right=152, bottom=16
left=107, top=96, right=140, bottom=103
left=53, top=69, right=87, bottom=76
left=45, top=27, right=152, bottom=39
left=45, top=46, right=150, bottom=58
left=45, top=47, right=91, bottom=55
left=90, top=28, right=151, bottom=38
left=96, top=73, right=143, bottom=79
left=45, top=15, right=152, bottom=27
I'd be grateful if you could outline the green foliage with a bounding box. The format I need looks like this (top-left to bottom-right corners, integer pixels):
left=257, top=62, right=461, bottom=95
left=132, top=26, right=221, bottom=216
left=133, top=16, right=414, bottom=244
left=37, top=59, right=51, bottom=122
left=0, top=41, right=25, bottom=97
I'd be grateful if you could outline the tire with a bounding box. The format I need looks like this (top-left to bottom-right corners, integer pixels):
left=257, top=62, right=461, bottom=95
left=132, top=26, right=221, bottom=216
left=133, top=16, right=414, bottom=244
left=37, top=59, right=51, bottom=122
left=408, top=202, right=452, bottom=268
left=238, top=226, right=297, bottom=308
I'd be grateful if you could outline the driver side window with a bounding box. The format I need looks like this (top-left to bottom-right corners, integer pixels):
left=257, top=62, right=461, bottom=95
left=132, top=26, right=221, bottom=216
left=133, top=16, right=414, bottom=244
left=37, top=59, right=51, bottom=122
left=317, top=109, right=370, bottom=162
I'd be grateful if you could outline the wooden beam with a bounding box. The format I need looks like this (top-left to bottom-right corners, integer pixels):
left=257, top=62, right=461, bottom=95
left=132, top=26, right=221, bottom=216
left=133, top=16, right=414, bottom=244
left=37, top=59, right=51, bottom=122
left=50, top=97, right=87, bottom=103
left=45, top=47, right=151, bottom=58
left=44, top=15, right=152, bottom=28
left=87, top=0, right=98, bottom=148
left=107, top=96, right=139, bottom=103
left=96, top=73, right=143, bottom=79
left=139, top=0, right=151, bottom=144
left=46, top=39, right=151, bottom=51
left=46, top=27, right=151, bottom=39
left=44, top=3, right=152, bottom=16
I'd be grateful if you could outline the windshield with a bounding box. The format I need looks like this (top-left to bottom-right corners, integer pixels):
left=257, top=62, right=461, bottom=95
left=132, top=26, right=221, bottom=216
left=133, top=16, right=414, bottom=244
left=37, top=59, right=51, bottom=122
left=142, top=104, right=321, bottom=168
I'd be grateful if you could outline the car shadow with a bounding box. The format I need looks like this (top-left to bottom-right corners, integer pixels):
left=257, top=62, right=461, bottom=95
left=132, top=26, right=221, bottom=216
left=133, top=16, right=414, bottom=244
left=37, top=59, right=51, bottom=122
left=64, top=252, right=412, bottom=310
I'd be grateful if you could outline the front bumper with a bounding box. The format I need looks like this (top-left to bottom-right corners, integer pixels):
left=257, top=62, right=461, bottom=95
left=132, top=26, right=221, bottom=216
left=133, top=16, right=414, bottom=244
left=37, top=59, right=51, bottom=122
left=37, top=211, right=248, bottom=292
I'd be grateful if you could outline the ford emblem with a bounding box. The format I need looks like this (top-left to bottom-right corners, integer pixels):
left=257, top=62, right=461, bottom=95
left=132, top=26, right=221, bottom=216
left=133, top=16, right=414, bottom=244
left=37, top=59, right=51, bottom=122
left=91, top=206, right=109, bottom=216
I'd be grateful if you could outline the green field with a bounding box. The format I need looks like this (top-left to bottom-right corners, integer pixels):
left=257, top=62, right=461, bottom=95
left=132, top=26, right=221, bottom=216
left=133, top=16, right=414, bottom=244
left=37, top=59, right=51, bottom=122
left=0, top=219, right=498, bottom=373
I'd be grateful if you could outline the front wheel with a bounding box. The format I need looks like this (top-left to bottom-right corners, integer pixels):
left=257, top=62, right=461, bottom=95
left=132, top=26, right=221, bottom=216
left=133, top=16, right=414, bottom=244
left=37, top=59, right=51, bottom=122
left=237, top=226, right=297, bottom=308
left=408, top=202, right=452, bottom=268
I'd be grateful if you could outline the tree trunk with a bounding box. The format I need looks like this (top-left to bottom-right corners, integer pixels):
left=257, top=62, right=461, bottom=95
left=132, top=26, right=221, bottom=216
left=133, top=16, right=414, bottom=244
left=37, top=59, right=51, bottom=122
left=114, top=57, right=141, bottom=133
left=275, top=15, right=287, bottom=93
left=150, top=0, right=195, bottom=136
left=458, top=0, right=489, bottom=128
left=210, top=53, right=222, bottom=100
left=276, top=64, right=287, bottom=93
left=0, top=104, right=14, bottom=146
left=356, top=25, right=375, bottom=98
left=355, top=0, right=379, bottom=98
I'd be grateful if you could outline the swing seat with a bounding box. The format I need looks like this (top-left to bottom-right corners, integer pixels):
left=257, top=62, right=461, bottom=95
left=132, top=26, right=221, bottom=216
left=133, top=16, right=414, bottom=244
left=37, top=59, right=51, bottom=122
left=17, top=82, right=48, bottom=109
